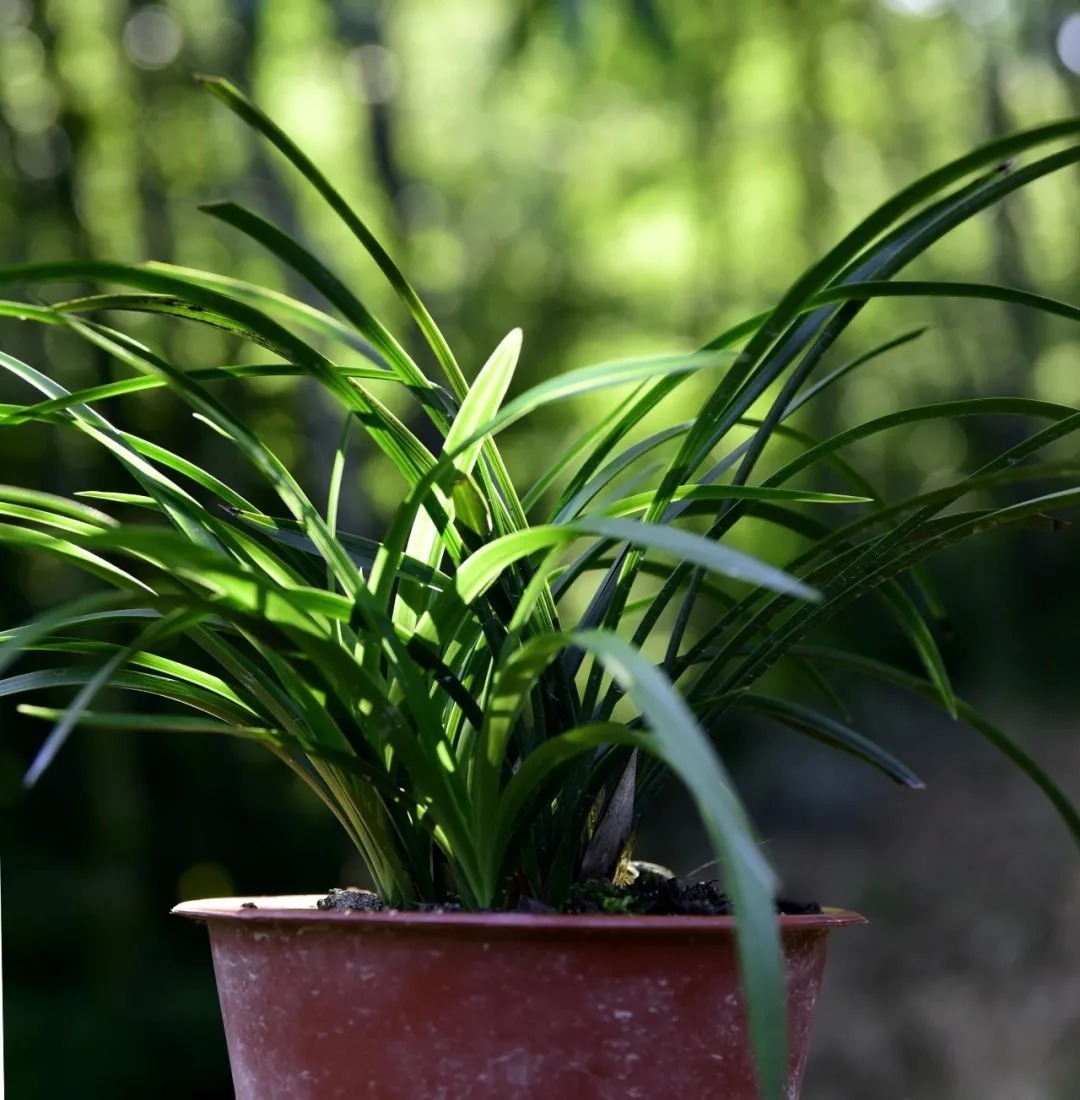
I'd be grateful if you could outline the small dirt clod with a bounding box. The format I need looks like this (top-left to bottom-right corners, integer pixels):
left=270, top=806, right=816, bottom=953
left=317, top=888, right=384, bottom=912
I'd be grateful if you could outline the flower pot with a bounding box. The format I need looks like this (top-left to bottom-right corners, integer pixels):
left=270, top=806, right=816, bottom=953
left=174, top=895, right=863, bottom=1099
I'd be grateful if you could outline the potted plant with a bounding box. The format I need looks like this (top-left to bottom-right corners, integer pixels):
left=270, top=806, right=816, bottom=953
left=3, top=79, right=1079, bottom=1100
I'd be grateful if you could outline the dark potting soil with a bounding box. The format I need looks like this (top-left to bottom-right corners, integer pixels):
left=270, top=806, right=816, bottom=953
left=316, top=888, right=469, bottom=914
left=316, top=874, right=821, bottom=917
left=317, top=888, right=386, bottom=912
left=565, top=872, right=822, bottom=917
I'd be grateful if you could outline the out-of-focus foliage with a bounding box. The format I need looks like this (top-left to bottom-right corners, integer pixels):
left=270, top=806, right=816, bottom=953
left=2, top=1, right=1079, bottom=1097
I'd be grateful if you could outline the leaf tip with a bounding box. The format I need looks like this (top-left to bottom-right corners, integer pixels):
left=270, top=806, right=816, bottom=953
left=503, top=326, right=524, bottom=357
left=21, top=750, right=47, bottom=790
left=196, top=200, right=236, bottom=218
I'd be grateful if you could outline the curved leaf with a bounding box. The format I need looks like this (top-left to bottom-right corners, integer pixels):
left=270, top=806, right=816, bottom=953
left=734, top=693, right=924, bottom=789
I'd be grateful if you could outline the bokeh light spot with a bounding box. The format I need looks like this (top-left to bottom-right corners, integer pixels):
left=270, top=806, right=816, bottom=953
left=2, top=27, right=44, bottom=80
left=123, top=5, right=184, bottom=70
left=1057, top=14, right=1080, bottom=75
left=908, top=419, right=969, bottom=477
left=14, top=127, right=69, bottom=180
left=176, top=861, right=235, bottom=903
left=0, top=0, right=30, bottom=31
left=954, top=0, right=1009, bottom=26
left=882, top=0, right=949, bottom=16
left=4, top=82, right=62, bottom=135
left=1034, top=343, right=1080, bottom=405
left=345, top=44, right=400, bottom=105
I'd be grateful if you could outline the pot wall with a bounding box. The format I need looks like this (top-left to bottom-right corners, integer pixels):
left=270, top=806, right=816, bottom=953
left=175, top=896, right=863, bottom=1100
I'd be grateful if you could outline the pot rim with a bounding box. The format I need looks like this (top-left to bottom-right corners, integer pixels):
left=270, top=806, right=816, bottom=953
left=172, top=894, right=866, bottom=935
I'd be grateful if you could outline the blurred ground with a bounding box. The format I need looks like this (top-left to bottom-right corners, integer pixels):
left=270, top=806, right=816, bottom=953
left=641, top=691, right=1080, bottom=1099
left=808, top=714, right=1080, bottom=1099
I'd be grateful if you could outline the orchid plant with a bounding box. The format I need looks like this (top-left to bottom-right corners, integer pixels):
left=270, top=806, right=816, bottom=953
left=3, top=81, right=1079, bottom=1099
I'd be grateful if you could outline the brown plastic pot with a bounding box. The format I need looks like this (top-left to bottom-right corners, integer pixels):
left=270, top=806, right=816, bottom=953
left=174, top=895, right=863, bottom=1100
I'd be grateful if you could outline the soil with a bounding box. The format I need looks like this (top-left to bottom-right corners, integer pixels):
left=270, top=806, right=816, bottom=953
left=565, top=872, right=822, bottom=916
left=317, top=888, right=385, bottom=912
left=316, top=874, right=821, bottom=917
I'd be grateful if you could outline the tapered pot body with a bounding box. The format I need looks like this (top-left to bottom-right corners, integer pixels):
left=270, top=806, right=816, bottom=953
left=174, top=896, right=863, bottom=1100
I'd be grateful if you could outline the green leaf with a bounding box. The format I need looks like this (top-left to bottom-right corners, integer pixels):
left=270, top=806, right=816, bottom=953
left=195, top=204, right=435, bottom=405
left=460, top=348, right=733, bottom=447
left=1, top=667, right=258, bottom=725
left=196, top=76, right=470, bottom=400
left=598, top=483, right=870, bottom=519
left=22, top=608, right=200, bottom=786
left=593, top=137, right=1080, bottom=683
left=0, top=360, right=420, bottom=431
left=445, top=328, right=522, bottom=477
left=878, top=582, right=956, bottom=719
left=569, top=516, right=820, bottom=602
left=227, top=510, right=449, bottom=588
left=18, top=706, right=272, bottom=736
left=396, top=329, right=523, bottom=597
left=522, top=384, right=649, bottom=512
left=787, top=657, right=852, bottom=721
left=0, top=593, right=152, bottom=677
left=734, top=693, right=924, bottom=788
left=448, top=515, right=820, bottom=613
left=570, top=630, right=785, bottom=1100
left=0, top=522, right=149, bottom=596
left=480, top=628, right=784, bottom=1097
left=81, top=527, right=351, bottom=631
left=143, top=263, right=393, bottom=361
left=554, top=422, right=691, bottom=522
left=450, top=478, right=492, bottom=537
left=807, top=279, right=1080, bottom=327
left=493, top=719, right=641, bottom=871
left=799, top=647, right=1080, bottom=850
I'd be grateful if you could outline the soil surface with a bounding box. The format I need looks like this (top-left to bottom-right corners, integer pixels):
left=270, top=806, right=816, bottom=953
left=317, top=888, right=385, bottom=912
left=316, top=874, right=821, bottom=916
left=316, top=889, right=466, bottom=913
left=566, top=872, right=822, bottom=916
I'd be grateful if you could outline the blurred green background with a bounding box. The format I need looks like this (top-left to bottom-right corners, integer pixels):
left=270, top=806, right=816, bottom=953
left=2, top=1, right=1080, bottom=1096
